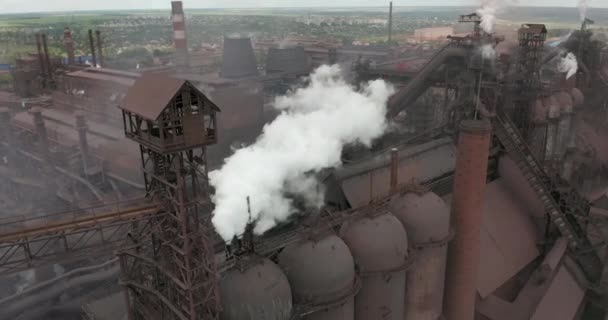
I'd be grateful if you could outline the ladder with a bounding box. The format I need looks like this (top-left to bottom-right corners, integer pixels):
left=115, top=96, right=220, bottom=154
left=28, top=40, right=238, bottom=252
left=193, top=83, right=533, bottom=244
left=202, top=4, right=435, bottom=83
left=492, top=110, right=603, bottom=283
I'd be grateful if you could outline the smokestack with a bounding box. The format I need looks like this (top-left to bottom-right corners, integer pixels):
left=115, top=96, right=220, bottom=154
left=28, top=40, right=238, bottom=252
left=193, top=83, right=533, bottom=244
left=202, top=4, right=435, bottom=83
left=390, top=148, right=399, bottom=193
left=95, top=30, right=104, bottom=67
left=63, top=27, right=75, bottom=65
left=75, top=112, right=89, bottom=173
left=388, top=1, right=393, bottom=43
left=171, top=1, right=189, bottom=68
left=88, top=29, right=97, bottom=67
left=30, top=108, right=50, bottom=161
left=41, top=34, right=53, bottom=83
left=443, top=119, right=492, bottom=320
left=0, top=107, right=15, bottom=166
left=35, top=33, right=46, bottom=79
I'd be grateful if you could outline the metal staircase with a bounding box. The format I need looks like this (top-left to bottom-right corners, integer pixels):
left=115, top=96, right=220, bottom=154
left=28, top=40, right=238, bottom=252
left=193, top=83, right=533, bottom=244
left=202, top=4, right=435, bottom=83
left=492, top=110, right=603, bottom=283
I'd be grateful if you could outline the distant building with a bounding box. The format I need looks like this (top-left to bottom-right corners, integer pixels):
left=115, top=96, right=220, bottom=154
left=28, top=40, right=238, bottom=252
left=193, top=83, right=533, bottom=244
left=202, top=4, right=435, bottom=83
left=414, top=27, right=454, bottom=41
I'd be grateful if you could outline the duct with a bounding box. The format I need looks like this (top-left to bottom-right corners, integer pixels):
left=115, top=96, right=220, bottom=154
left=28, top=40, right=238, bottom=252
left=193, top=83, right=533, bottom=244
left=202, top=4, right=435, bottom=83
left=278, top=234, right=357, bottom=320
left=220, top=256, right=292, bottom=320
left=339, top=212, right=408, bottom=320
left=88, top=29, right=97, bottom=67
left=0, top=259, right=120, bottom=320
left=336, top=138, right=456, bottom=207
left=389, top=192, right=450, bottom=320
left=387, top=46, right=468, bottom=118
left=444, top=119, right=491, bottom=320
left=221, top=37, right=259, bottom=79
left=75, top=112, right=90, bottom=174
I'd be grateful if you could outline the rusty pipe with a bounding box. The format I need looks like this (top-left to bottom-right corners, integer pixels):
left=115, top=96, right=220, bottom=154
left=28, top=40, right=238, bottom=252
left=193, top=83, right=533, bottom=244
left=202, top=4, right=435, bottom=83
left=35, top=33, right=46, bottom=78
left=443, top=119, right=492, bottom=320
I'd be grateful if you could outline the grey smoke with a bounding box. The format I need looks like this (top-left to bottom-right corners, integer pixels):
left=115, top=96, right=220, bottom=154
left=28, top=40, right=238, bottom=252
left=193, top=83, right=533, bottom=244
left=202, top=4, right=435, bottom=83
left=477, top=0, right=517, bottom=34
left=210, top=65, right=394, bottom=241
left=579, top=0, right=589, bottom=22
left=558, top=52, right=578, bottom=79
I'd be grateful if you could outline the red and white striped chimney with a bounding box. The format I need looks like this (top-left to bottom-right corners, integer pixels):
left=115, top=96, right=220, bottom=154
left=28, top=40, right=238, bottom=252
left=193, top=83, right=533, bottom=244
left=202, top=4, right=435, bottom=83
left=63, top=27, right=75, bottom=65
left=443, top=119, right=492, bottom=320
left=171, top=1, right=189, bottom=68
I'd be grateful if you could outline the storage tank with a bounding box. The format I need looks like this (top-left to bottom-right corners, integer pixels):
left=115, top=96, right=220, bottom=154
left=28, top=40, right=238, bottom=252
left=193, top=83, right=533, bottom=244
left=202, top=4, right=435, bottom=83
left=389, top=192, right=451, bottom=320
left=220, top=256, right=293, bottom=320
left=339, top=211, right=408, bottom=320
left=278, top=233, right=357, bottom=320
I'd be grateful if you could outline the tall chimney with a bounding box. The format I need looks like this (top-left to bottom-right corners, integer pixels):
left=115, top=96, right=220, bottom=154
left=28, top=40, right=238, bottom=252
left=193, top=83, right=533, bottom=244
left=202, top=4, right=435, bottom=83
left=390, top=148, right=399, bottom=193
left=64, top=27, right=75, bottom=65
left=88, top=29, right=97, bottom=67
left=388, top=1, right=393, bottom=43
left=41, top=34, right=54, bottom=83
left=171, top=1, right=189, bottom=68
left=95, top=30, right=104, bottom=67
left=443, top=119, right=491, bottom=320
left=35, top=33, right=46, bottom=79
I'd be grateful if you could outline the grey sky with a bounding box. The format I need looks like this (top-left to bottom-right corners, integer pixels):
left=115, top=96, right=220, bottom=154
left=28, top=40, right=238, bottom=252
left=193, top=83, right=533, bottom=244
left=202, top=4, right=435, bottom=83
left=0, top=0, right=606, bottom=13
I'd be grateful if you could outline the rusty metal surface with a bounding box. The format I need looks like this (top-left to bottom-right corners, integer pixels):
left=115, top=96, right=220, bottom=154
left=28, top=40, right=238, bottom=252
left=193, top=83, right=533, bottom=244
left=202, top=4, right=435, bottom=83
left=339, top=212, right=408, bottom=320
left=529, top=266, right=586, bottom=320
left=120, top=73, right=186, bottom=120
left=338, top=138, right=456, bottom=207
left=220, top=257, right=293, bottom=320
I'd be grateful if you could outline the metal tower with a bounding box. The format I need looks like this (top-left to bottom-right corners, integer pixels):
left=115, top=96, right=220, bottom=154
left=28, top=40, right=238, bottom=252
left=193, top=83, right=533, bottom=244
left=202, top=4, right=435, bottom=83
left=118, top=73, right=221, bottom=320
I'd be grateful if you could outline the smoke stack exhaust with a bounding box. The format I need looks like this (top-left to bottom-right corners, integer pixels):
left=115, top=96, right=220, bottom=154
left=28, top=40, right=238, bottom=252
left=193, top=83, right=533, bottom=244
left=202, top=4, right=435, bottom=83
left=88, top=29, right=97, bottom=67
left=95, top=30, right=104, bottom=67
left=63, top=27, right=75, bottom=65
left=388, top=1, right=393, bottom=43
left=443, top=119, right=491, bottom=320
left=171, top=1, right=189, bottom=68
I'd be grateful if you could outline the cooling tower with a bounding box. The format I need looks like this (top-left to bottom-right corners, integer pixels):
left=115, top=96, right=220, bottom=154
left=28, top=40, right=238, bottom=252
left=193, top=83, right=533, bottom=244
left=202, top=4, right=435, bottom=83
left=221, top=37, right=259, bottom=79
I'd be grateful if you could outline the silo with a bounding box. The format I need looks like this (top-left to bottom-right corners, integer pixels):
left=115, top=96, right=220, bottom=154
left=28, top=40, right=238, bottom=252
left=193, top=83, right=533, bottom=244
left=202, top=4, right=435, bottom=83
left=389, top=192, right=451, bottom=320
left=543, top=95, right=561, bottom=162
left=339, top=211, right=408, bottom=320
left=278, top=233, right=357, bottom=320
left=221, top=37, right=259, bottom=79
left=220, top=256, right=293, bottom=320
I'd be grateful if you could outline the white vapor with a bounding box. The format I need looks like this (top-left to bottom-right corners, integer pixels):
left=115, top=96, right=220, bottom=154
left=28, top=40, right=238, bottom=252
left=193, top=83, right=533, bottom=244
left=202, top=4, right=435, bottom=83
left=558, top=52, right=578, bottom=79
left=210, top=65, right=394, bottom=241
left=579, top=0, right=589, bottom=22
left=480, top=44, right=496, bottom=60
left=477, top=0, right=516, bottom=34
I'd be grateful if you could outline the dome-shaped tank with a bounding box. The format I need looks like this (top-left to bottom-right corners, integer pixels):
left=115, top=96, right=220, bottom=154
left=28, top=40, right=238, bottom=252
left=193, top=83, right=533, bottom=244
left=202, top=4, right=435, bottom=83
left=340, top=212, right=408, bottom=320
left=544, top=95, right=561, bottom=119
left=531, top=99, right=548, bottom=123
left=278, top=234, right=356, bottom=320
left=220, top=257, right=293, bottom=320
left=389, top=192, right=450, bottom=320
left=570, top=88, right=584, bottom=108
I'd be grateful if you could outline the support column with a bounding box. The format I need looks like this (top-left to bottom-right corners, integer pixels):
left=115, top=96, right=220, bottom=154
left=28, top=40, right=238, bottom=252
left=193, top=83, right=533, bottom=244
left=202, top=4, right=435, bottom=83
left=75, top=112, right=89, bottom=174
left=96, top=30, right=104, bottom=67
left=390, top=147, right=398, bottom=193
left=30, top=107, right=50, bottom=161
left=443, top=119, right=492, bottom=320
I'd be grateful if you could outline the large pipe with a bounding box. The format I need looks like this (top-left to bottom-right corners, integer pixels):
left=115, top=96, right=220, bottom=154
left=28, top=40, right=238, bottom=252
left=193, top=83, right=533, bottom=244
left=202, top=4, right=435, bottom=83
left=95, top=30, right=104, bottom=67
left=388, top=1, right=393, bottom=43
left=390, top=147, right=398, bottom=193
left=171, top=1, right=189, bottom=68
left=41, top=33, right=53, bottom=82
left=443, top=119, right=491, bottom=320
left=35, top=33, right=46, bottom=77
left=88, top=29, right=97, bottom=67
left=63, top=27, right=75, bottom=65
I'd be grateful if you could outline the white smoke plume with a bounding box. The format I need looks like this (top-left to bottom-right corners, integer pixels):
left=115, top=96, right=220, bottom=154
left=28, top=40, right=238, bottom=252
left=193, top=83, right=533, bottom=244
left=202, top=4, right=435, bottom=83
left=579, top=0, right=589, bottom=22
left=477, top=0, right=516, bottom=34
left=210, top=65, right=394, bottom=241
left=558, top=52, right=578, bottom=79
left=480, top=44, right=496, bottom=60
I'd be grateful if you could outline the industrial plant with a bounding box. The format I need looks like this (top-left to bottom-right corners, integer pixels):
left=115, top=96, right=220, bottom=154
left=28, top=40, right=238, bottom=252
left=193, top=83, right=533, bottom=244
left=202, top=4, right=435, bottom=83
left=1, top=1, right=608, bottom=320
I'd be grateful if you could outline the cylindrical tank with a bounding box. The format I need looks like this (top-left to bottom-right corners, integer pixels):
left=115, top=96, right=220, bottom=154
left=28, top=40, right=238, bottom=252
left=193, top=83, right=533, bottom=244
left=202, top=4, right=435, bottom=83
left=220, top=257, right=293, bottom=320
left=543, top=96, right=560, bottom=161
left=278, top=234, right=357, bottom=320
left=444, top=119, right=492, bottom=320
left=389, top=192, right=450, bottom=320
left=340, top=212, right=408, bottom=320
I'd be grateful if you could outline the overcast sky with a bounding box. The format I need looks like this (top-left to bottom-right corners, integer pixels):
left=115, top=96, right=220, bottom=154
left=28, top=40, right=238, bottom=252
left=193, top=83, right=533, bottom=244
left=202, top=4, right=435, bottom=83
left=0, top=0, right=605, bottom=13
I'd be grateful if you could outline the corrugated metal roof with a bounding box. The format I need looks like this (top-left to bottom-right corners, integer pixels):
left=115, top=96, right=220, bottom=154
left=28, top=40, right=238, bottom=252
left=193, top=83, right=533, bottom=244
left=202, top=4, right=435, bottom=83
left=530, top=266, right=585, bottom=320
left=337, top=138, right=456, bottom=207
left=444, top=178, right=540, bottom=298
left=66, top=70, right=137, bottom=87
left=120, top=73, right=220, bottom=121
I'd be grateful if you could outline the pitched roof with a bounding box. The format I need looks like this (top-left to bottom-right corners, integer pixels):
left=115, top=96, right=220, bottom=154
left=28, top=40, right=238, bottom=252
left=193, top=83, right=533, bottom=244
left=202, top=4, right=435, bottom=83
left=120, top=73, right=219, bottom=121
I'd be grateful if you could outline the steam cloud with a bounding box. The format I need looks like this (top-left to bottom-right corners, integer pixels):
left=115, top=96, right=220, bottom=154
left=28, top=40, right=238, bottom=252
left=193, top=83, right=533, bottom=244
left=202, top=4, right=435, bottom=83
left=558, top=52, right=578, bottom=79
left=579, top=0, right=589, bottom=22
left=477, top=0, right=516, bottom=34
left=210, top=65, right=394, bottom=241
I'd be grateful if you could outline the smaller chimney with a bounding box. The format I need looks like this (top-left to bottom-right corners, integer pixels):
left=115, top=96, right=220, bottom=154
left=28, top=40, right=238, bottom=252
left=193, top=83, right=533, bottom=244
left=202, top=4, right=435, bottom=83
left=390, top=148, right=399, bottom=193
left=88, top=29, right=97, bottom=67
left=95, top=30, right=104, bottom=67
left=171, top=1, right=189, bottom=68
left=64, top=27, right=75, bottom=65
left=388, top=1, right=393, bottom=43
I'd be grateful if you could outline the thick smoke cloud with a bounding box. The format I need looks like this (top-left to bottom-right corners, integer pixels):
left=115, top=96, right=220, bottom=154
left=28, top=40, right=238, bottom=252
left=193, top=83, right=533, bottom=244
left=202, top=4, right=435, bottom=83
left=559, top=52, right=579, bottom=79
left=477, top=0, right=516, bottom=34
left=210, top=65, right=394, bottom=241
left=579, top=0, right=589, bottom=22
